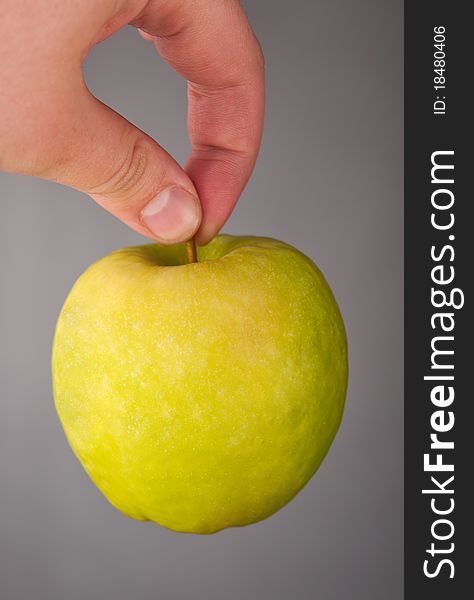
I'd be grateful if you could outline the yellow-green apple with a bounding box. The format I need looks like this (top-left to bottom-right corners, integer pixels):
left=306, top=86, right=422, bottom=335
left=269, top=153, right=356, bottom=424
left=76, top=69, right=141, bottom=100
left=52, top=235, right=347, bottom=533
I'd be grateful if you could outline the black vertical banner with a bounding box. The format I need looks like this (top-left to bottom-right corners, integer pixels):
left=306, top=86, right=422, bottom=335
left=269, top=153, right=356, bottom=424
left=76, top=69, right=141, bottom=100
left=405, top=2, right=471, bottom=598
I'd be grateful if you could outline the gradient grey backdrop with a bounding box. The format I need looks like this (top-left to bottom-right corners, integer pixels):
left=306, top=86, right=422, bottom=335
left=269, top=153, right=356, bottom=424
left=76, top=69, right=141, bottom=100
left=0, top=1, right=403, bottom=598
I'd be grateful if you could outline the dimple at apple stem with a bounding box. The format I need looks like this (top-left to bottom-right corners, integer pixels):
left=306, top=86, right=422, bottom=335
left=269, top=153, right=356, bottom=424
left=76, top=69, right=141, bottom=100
left=186, top=238, right=198, bottom=264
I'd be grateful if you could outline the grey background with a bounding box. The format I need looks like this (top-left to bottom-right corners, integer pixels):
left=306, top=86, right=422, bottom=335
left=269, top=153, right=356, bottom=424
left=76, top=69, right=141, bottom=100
left=0, top=1, right=403, bottom=599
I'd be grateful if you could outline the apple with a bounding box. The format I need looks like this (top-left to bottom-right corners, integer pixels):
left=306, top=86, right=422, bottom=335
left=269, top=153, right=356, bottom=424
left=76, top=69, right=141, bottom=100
left=52, top=235, right=347, bottom=534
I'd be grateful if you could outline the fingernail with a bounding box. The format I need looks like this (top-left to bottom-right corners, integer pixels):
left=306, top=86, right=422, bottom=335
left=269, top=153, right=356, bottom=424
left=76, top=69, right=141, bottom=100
left=141, top=186, right=201, bottom=243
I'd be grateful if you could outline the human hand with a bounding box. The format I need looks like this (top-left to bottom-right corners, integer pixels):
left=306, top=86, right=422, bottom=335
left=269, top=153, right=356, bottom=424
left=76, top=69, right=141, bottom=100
left=0, top=0, right=264, bottom=244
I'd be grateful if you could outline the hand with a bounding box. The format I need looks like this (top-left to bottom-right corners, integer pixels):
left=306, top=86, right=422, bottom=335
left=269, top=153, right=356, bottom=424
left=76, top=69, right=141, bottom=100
left=0, top=0, right=264, bottom=244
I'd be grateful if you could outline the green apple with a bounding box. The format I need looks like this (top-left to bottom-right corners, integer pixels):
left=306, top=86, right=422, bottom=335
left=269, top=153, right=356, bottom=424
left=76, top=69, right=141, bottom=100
left=52, top=235, right=347, bottom=534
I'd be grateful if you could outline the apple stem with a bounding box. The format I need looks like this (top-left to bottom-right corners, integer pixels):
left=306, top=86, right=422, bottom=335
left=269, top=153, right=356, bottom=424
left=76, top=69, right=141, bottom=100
left=186, top=238, right=198, bottom=264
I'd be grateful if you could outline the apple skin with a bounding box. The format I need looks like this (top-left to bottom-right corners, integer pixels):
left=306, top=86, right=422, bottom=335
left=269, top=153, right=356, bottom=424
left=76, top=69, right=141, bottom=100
left=52, top=235, right=347, bottom=534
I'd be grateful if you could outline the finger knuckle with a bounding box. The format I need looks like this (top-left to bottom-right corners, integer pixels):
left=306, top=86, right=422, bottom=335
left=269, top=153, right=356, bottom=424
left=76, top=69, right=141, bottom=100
left=87, top=137, right=157, bottom=202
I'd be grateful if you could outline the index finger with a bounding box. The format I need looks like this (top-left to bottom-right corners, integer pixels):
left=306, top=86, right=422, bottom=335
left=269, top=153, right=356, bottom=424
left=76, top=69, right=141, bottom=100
left=131, top=0, right=265, bottom=243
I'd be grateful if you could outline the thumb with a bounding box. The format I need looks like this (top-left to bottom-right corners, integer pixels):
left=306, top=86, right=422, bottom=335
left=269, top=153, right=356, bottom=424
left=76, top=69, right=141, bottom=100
left=39, top=81, right=202, bottom=245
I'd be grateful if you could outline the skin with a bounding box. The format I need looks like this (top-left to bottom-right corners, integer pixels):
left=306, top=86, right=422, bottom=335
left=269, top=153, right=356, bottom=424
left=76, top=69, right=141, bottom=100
left=0, top=1, right=265, bottom=244
left=52, top=235, right=348, bottom=533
